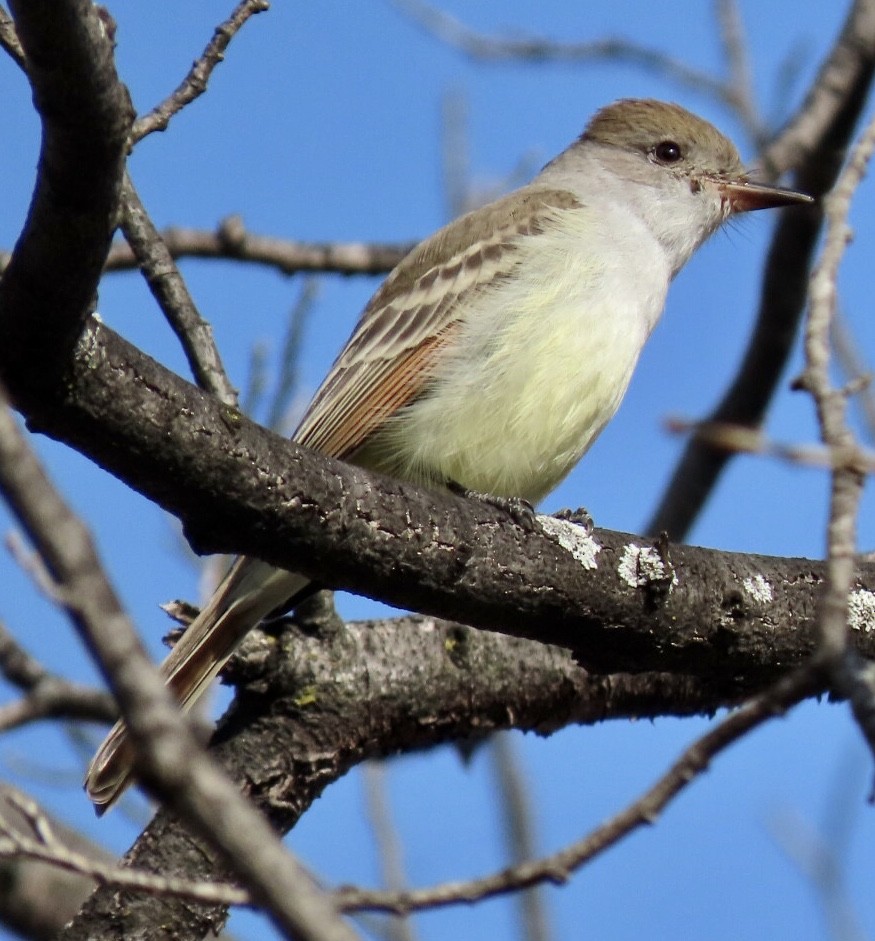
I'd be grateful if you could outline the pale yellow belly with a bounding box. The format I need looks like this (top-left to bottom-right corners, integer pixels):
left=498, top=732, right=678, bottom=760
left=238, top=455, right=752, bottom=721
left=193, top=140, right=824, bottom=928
left=357, top=229, right=668, bottom=503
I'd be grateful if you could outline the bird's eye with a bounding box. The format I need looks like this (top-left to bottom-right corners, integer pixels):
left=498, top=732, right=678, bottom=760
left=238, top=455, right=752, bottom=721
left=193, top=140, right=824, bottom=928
left=653, top=140, right=683, bottom=163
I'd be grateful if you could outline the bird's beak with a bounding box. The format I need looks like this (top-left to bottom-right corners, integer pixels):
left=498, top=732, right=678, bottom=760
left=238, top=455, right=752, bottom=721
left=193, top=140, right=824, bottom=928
left=720, top=178, right=815, bottom=214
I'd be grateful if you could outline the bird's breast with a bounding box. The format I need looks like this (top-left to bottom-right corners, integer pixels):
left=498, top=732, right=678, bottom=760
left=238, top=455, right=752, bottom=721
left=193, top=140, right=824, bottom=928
left=361, top=208, right=671, bottom=503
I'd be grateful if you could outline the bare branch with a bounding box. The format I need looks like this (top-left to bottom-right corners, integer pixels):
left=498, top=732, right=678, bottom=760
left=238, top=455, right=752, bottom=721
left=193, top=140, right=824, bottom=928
left=334, top=665, right=820, bottom=916
left=362, top=763, right=418, bottom=941
left=0, top=384, right=356, bottom=941
left=714, top=0, right=765, bottom=144
left=764, top=0, right=875, bottom=177
left=390, top=0, right=738, bottom=110
left=7, top=308, right=875, bottom=681
left=830, top=308, right=875, bottom=443
left=1, top=224, right=410, bottom=281
left=264, top=278, right=319, bottom=433
left=490, top=734, right=552, bottom=941
left=0, top=784, right=115, bottom=939
left=121, top=0, right=270, bottom=407
left=0, top=4, right=357, bottom=935
left=72, top=603, right=802, bottom=937
left=99, top=218, right=411, bottom=276
left=440, top=90, right=471, bottom=219
left=799, top=106, right=875, bottom=749
left=0, top=790, right=248, bottom=906
left=646, top=0, right=875, bottom=539
left=0, top=0, right=132, bottom=388
left=132, top=0, right=270, bottom=142
left=770, top=806, right=868, bottom=941
left=118, top=174, right=238, bottom=405
left=662, top=417, right=875, bottom=472
left=0, top=618, right=116, bottom=732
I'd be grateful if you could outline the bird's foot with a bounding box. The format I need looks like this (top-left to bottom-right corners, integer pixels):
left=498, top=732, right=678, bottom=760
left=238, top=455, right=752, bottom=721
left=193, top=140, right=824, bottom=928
left=553, top=506, right=594, bottom=534
left=448, top=481, right=537, bottom=532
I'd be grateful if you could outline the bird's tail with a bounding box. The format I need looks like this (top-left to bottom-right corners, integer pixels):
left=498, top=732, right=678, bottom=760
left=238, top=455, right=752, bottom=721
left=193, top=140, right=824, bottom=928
left=84, top=557, right=309, bottom=811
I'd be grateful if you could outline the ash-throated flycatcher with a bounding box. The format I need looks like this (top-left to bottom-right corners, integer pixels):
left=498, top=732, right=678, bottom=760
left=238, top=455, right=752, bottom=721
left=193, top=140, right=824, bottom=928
left=86, top=99, right=812, bottom=808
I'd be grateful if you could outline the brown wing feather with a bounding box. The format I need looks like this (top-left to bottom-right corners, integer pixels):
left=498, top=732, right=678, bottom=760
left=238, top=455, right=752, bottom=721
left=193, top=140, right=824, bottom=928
left=308, top=326, right=460, bottom=459
left=293, top=187, right=580, bottom=459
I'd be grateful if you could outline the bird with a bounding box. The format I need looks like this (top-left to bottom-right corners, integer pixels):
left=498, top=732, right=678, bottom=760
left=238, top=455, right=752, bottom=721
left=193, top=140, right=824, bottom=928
left=85, top=98, right=812, bottom=809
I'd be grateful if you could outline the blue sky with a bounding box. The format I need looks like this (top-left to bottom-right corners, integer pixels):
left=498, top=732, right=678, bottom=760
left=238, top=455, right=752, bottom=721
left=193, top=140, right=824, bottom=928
left=1, top=3, right=874, bottom=939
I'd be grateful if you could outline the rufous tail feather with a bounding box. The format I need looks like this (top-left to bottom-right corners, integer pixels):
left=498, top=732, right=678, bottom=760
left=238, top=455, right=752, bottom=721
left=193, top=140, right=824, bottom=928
left=84, top=558, right=309, bottom=811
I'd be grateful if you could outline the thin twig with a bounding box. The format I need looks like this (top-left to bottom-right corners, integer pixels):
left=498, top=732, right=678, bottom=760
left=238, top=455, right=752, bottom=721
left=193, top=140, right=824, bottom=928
left=362, top=762, right=418, bottom=941
left=390, top=0, right=739, bottom=112
left=770, top=806, right=868, bottom=941
left=663, top=417, right=875, bottom=472
left=802, top=109, right=875, bottom=653
left=714, top=0, right=767, bottom=145
left=119, top=0, right=274, bottom=403
left=830, top=308, right=875, bottom=444
left=132, top=0, right=270, bottom=142
left=334, top=665, right=820, bottom=916
left=800, top=107, right=875, bottom=752
left=118, top=174, right=238, bottom=405
left=265, top=278, right=319, bottom=433
left=440, top=89, right=471, bottom=219
left=0, top=618, right=116, bottom=731
left=0, top=783, right=118, bottom=937
left=0, top=791, right=250, bottom=906
left=490, top=734, right=552, bottom=941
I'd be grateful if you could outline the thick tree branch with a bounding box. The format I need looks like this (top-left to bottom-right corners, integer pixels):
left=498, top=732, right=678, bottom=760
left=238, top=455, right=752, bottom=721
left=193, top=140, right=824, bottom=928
left=63, top=598, right=770, bottom=938
left=0, top=0, right=868, bottom=818
left=68, top=586, right=832, bottom=938
left=0, top=1, right=132, bottom=390
left=2, top=316, right=875, bottom=681
left=0, top=6, right=357, bottom=940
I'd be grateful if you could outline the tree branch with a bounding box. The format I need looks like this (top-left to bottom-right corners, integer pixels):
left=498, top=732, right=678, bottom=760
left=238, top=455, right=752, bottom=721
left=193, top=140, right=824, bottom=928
left=99, top=219, right=411, bottom=277
left=800, top=105, right=875, bottom=751
left=334, top=663, right=821, bottom=916
left=0, top=618, right=116, bottom=731
left=67, top=594, right=827, bottom=937
left=390, top=0, right=749, bottom=121
left=646, top=0, right=875, bottom=539
left=2, top=314, right=875, bottom=679
left=0, top=784, right=114, bottom=940
left=131, top=0, right=269, bottom=143
left=0, top=379, right=355, bottom=941
left=0, top=0, right=132, bottom=391
left=118, top=174, right=238, bottom=405
left=0, top=5, right=357, bottom=938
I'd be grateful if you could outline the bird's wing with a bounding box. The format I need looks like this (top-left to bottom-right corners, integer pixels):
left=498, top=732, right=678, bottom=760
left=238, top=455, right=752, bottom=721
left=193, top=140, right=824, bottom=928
left=293, top=187, right=581, bottom=459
